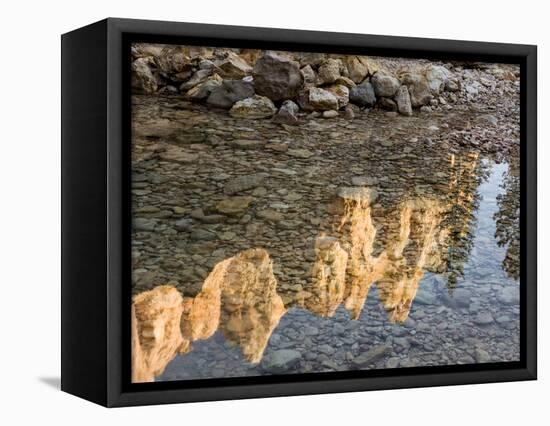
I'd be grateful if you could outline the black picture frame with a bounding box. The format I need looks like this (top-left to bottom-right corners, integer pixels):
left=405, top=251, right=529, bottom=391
left=61, top=17, right=537, bottom=407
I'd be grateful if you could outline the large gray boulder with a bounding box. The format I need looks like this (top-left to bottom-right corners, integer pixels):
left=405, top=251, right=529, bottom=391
left=253, top=52, right=303, bottom=101
left=206, top=79, right=254, bottom=108
left=371, top=72, right=401, bottom=97
left=349, top=81, right=376, bottom=106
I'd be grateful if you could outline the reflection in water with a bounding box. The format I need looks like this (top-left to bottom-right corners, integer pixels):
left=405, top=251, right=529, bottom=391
left=494, top=157, right=520, bottom=279
left=133, top=249, right=286, bottom=382
left=132, top=151, right=519, bottom=382
left=131, top=286, right=186, bottom=382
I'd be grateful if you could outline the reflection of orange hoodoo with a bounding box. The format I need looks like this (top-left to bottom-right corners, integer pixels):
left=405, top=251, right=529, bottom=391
left=336, top=187, right=379, bottom=320
left=306, top=236, right=348, bottom=317
left=375, top=199, right=446, bottom=322
left=131, top=285, right=187, bottom=383
left=132, top=249, right=286, bottom=382
left=180, top=248, right=286, bottom=363
left=132, top=153, right=481, bottom=381
left=219, top=249, right=286, bottom=363
left=314, top=188, right=448, bottom=323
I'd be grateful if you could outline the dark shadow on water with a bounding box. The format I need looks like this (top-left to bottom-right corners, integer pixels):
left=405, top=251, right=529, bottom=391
left=38, top=377, right=61, bottom=390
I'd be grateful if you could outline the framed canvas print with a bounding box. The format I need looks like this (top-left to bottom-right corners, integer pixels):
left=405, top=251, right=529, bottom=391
left=61, top=18, right=537, bottom=407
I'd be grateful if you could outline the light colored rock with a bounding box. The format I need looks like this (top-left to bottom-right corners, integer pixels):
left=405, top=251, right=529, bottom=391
left=216, top=196, right=255, bottom=215
left=395, top=85, right=413, bottom=116
left=345, top=56, right=369, bottom=83
left=229, top=95, right=277, bottom=119
left=414, top=286, right=437, bottom=305
left=287, top=148, right=315, bottom=158
left=298, top=87, right=339, bottom=111
left=399, top=71, right=434, bottom=107
left=317, top=58, right=342, bottom=85
left=131, top=43, right=164, bottom=59
left=322, top=110, right=339, bottom=118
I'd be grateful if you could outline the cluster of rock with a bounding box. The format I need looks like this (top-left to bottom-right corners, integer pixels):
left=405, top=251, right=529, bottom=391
left=131, top=43, right=463, bottom=121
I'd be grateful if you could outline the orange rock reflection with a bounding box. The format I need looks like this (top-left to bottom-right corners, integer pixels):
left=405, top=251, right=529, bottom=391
left=132, top=153, right=486, bottom=382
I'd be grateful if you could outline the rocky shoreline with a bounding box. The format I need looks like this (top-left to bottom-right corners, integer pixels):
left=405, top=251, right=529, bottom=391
left=131, top=43, right=519, bottom=125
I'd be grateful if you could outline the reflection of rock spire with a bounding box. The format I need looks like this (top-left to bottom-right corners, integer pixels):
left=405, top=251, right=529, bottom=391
left=180, top=248, right=286, bottom=363
left=132, top=249, right=286, bottom=382
left=132, top=285, right=188, bottom=383
left=219, top=249, right=286, bottom=363
left=305, top=236, right=348, bottom=317
left=132, top=152, right=501, bottom=381
left=376, top=199, right=445, bottom=322
left=306, top=185, right=448, bottom=323
left=336, top=187, right=378, bottom=319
